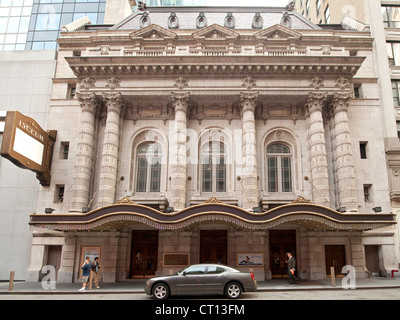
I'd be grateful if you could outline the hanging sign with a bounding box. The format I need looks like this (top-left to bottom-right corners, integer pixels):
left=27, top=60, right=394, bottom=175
left=0, top=111, right=56, bottom=186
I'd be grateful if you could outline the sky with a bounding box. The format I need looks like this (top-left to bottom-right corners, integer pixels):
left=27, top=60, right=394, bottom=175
left=204, top=0, right=289, bottom=6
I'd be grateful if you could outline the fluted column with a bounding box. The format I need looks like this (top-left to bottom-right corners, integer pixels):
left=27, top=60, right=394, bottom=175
left=240, top=92, right=259, bottom=210
left=97, top=92, right=124, bottom=208
left=332, top=92, right=357, bottom=210
left=306, top=92, right=330, bottom=207
left=70, top=92, right=98, bottom=213
left=169, top=92, right=189, bottom=211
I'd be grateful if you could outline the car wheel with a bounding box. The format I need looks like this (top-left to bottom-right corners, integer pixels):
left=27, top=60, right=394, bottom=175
left=153, top=283, right=170, bottom=300
left=225, top=282, right=242, bottom=299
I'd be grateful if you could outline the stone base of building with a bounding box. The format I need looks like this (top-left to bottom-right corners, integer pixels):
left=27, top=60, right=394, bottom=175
left=26, top=226, right=398, bottom=283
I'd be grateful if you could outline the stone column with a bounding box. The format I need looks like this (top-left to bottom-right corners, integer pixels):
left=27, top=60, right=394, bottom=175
left=97, top=92, right=124, bottom=208
left=306, top=92, right=330, bottom=207
left=332, top=92, right=358, bottom=210
left=70, top=92, right=98, bottom=213
left=169, top=92, right=189, bottom=211
left=240, top=92, right=259, bottom=210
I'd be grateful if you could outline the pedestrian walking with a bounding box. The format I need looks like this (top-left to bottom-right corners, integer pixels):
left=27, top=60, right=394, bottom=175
left=91, top=257, right=101, bottom=289
left=79, top=257, right=91, bottom=292
left=287, top=252, right=298, bottom=284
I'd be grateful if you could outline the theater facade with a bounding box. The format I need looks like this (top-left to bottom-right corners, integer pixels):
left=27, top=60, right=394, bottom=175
left=27, top=6, right=398, bottom=282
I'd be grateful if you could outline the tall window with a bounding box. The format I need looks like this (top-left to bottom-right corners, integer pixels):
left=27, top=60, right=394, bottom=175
left=387, top=42, right=400, bottom=66
left=324, top=5, right=330, bottom=23
left=201, top=141, right=226, bottom=193
left=382, top=6, right=400, bottom=28
left=267, top=143, right=292, bottom=193
left=135, top=142, right=162, bottom=193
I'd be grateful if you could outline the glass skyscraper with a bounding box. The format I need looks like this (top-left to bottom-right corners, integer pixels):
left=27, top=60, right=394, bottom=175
left=0, top=0, right=106, bottom=51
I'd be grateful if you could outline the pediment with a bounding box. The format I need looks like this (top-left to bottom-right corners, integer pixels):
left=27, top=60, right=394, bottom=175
left=192, top=24, right=239, bottom=40
left=129, top=24, right=177, bottom=41
left=254, top=24, right=302, bottom=40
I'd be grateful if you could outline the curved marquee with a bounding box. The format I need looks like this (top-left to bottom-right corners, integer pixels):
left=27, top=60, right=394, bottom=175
left=30, top=199, right=396, bottom=232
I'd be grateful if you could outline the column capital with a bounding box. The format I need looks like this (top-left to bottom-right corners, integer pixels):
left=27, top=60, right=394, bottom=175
left=306, top=92, right=327, bottom=113
left=240, top=91, right=259, bottom=114
left=103, top=92, right=124, bottom=115
left=77, top=92, right=98, bottom=114
left=332, top=92, right=352, bottom=114
left=171, top=91, right=190, bottom=114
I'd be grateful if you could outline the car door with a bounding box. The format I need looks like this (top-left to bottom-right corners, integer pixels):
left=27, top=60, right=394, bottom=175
left=176, top=265, right=206, bottom=296
left=203, top=266, right=227, bottom=295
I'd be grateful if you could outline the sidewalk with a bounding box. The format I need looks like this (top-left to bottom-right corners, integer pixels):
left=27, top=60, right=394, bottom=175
left=1, top=277, right=400, bottom=295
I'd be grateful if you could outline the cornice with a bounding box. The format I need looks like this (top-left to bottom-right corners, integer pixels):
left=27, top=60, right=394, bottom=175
left=65, top=55, right=365, bottom=78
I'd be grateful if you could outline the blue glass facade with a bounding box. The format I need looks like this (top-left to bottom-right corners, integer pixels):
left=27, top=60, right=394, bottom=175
left=0, top=0, right=105, bottom=51
left=0, top=0, right=33, bottom=50
left=26, top=0, right=106, bottom=50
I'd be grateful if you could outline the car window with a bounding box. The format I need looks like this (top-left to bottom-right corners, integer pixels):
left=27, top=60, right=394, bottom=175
left=185, top=266, right=206, bottom=275
left=207, top=266, right=225, bottom=274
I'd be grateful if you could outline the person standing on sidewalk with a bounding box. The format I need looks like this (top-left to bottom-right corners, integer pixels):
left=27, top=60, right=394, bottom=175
left=287, top=252, right=298, bottom=284
left=91, top=257, right=101, bottom=289
left=79, top=257, right=91, bottom=292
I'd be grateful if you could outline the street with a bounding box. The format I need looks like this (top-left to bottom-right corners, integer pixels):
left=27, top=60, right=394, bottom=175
left=1, top=288, right=400, bottom=300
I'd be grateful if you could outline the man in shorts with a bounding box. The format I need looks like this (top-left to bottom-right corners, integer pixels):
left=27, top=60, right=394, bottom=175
left=79, top=257, right=91, bottom=292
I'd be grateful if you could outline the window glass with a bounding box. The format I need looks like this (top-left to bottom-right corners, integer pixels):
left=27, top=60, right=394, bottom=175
left=201, top=141, right=226, bottom=193
left=136, top=142, right=162, bottom=193
left=207, top=266, right=225, bottom=274
left=185, top=266, right=206, bottom=275
left=267, top=143, right=293, bottom=193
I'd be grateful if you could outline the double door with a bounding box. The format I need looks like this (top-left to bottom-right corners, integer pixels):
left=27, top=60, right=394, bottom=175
left=269, top=230, right=296, bottom=278
left=325, top=245, right=346, bottom=277
left=131, top=230, right=158, bottom=278
left=200, top=230, right=227, bottom=265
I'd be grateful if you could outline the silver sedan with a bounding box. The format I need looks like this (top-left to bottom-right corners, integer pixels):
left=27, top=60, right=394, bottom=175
left=145, top=264, right=257, bottom=300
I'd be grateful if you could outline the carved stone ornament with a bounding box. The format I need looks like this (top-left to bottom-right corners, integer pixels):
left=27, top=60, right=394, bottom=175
left=309, top=77, right=324, bottom=90
left=100, top=45, right=110, bottom=55
left=80, top=77, right=96, bottom=90
left=242, top=76, right=257, bottom=90
left=280, top=12, right=292, bottom=28
left=205, top=197, right=222, bottom=204
left=292, top=196, right=312, bottom=204
left=116, top=197, right=136, bottom=205
left=335, top=77, right=350, bottom=90
left=174, top=76, right=189, bottom=90
left=168, top=12, right=179, bottom=29
left=286, top=1, right=295, bottom=11
left=252, top=13, right=264, bottom=29
left=106, top=77, right=121, bottom=90
left=140, top=12, right=151, bottom=29
left=196, top=12, right=207, bottom=29
left=224, top=12, right=236, bottom=29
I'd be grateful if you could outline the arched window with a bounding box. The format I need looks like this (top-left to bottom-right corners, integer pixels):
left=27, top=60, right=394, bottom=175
left=201, top=141, right=226, bottom=193
left=135, top=142, right=162, bottom=193
left=267, top=143, right=292, bottom=193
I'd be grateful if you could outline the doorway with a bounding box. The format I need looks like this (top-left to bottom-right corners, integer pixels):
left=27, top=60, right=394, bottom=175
left=200, top=230, right=227, bottom=265
left=40, top=245, right=62, bottom=281
left=365, top=245, right=380, bottom=276
left=269, top=230, right=296, bottom=278
left=130, top=230, right=158, bottom=279
left=325, top=245, right=346, bottom=277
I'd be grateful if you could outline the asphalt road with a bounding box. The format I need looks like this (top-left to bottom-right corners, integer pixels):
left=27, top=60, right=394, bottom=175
left=1, top=288, right=400, bottom=300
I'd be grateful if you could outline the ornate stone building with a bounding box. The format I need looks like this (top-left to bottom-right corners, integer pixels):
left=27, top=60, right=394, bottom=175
left=27, top=6, right=398, bottom=282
